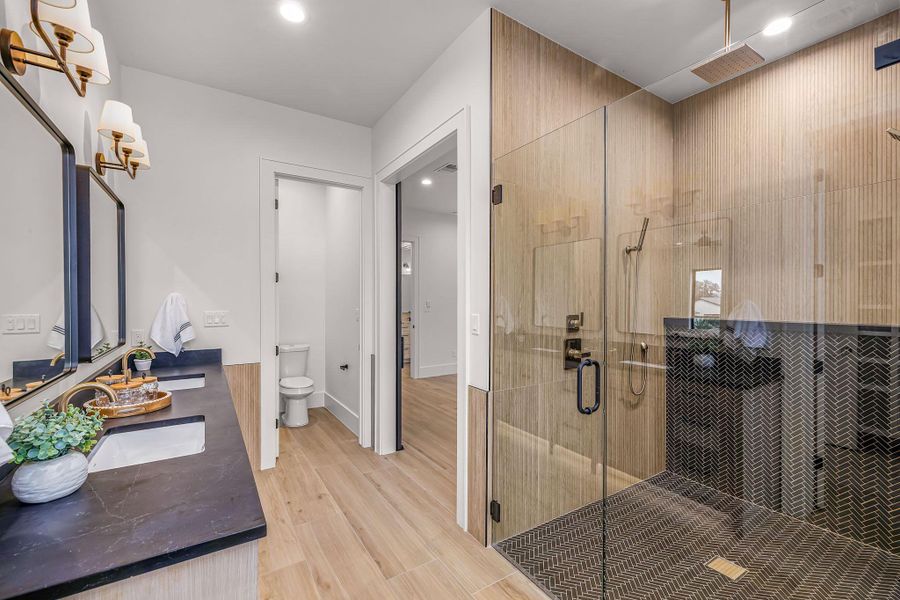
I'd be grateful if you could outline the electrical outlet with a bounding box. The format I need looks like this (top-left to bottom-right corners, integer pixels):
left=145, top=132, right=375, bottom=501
left=2, top=314, right=40, bottom=335
left=425, top=299, right=432, bottom=312
left=203, top=311, right=229, bottom=328
left=451, top=350, right=457, bottom=359
left=131, top=329, right=146, bottom=346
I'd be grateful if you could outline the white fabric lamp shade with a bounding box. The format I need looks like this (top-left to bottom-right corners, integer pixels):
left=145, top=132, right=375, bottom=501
left=68, top=28, right=109, bottom=85
left=39, top=0, right=78, bottom=9
left=97, top=101, right=137, bottom=142
left=30, top=1, right=94, bottom=54
left=130, top=141, right=151, bottom=170
left=119, top=124, right=146, bottom=159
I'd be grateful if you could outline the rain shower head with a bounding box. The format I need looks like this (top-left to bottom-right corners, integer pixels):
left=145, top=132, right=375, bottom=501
left=888, top=128, right=900, bottom=142
left=692, top=0, right=765, bottom=85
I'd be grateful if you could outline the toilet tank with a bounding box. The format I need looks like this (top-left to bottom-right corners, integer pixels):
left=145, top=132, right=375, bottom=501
left=279, top=344, right=310, bottom=378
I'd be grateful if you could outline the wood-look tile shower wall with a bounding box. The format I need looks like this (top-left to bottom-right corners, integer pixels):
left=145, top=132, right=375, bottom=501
left=489, top=10, right=640, bottom=541
left=672, top=11, right=900, bottom=326
left=490, top=8, right=900, bottom=542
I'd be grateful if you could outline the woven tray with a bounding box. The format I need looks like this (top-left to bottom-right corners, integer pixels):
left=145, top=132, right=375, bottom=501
left=84, top=390, right=172, bottom=419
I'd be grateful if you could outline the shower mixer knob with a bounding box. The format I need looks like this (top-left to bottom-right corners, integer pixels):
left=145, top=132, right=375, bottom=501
left=567, top=347, right=591, bottom=360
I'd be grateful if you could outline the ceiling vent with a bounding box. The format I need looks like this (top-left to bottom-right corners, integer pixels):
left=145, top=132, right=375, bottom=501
left=435, top=162, right=458, bottom=174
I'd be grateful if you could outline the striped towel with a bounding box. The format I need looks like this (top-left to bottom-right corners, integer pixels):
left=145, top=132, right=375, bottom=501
left=47, top=306, right=106, bottom=350
left=150, top=293, right=195, bottom=356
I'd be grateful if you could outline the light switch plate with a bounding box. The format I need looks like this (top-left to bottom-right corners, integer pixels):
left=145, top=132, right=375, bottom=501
left=2, top=314, right=40, bottom=335
left=203, top=311, right=229, bottom=327
left=471, top=313, right=480, bottom=335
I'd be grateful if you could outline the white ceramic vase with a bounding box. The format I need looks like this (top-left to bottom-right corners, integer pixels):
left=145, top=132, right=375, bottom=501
left=11, top=451, right=89, bottom=504
left=134, top=358, right=153, bottom=372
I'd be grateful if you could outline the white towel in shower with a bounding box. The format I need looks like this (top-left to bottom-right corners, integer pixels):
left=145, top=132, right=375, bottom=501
left=150, top=293, right=195, bottom=356
left=728, top=299, right=768, bottom=349
left=46, top=306, right=106, bottom=350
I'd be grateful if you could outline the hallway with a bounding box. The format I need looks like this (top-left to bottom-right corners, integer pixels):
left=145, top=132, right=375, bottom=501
left=399, top=370, right=457, bottom=508
left=255, top=395, right=545, bottom=598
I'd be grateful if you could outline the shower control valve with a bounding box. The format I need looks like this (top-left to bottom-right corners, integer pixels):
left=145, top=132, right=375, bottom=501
left=564, top=338, right=591, bottom=369
left=566, top=313, right=584, bottom=332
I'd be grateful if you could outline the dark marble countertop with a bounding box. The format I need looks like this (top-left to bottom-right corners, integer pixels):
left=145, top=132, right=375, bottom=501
left=0, top=359, right=266, bottom=600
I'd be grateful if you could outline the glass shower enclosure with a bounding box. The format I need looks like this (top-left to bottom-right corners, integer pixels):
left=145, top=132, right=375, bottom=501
left=490, top=3, right=900, bottom=599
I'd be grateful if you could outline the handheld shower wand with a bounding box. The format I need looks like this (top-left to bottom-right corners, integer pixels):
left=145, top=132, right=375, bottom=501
left=625, top=218, right=649, bottom=255
left=624, top=217, right=650, bottom=396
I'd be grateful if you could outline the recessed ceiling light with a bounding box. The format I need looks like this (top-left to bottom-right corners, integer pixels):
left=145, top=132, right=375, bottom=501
left=279, top=1, right=306, bottom=23
left=421, top=178, right=433, bottom=186
left=763, top=17, right=792, bottom=36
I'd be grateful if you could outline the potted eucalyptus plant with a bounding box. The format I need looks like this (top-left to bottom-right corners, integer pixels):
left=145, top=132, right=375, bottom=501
left=133, top=344, right=154, bottom=372
left=7, top=402, right=104, bottom=504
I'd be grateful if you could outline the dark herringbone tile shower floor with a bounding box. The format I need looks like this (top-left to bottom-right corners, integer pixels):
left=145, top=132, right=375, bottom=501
left=495, top=471, right=900, bottom=599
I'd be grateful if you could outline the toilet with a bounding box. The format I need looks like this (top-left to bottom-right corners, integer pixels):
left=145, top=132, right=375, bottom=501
left=279, top=343, right=315, bottom=427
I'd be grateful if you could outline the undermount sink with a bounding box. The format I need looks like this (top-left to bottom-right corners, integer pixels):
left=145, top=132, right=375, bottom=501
left=157, top=374, right=206, bottom=392
left=87, top=418, right=206, bottom=473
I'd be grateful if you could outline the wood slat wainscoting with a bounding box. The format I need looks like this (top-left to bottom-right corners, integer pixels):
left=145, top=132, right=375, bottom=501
left=467, top=386, right=489, bottom=545
left=66, top=542, right=258, bottom=600
left=225, top=363, right=261, bottom=472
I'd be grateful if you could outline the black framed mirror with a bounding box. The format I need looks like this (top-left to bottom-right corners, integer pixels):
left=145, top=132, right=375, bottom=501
left=76, top=166, right=125, bottom=363
left=0, top=61, right=78, bottom=408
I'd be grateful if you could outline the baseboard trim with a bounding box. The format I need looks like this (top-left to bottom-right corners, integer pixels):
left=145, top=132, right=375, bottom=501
left=416, top=363, right=457, bottom=378
left=307, top=391, right=325, bottom=409
left=324, top=392, right=359, bottom=434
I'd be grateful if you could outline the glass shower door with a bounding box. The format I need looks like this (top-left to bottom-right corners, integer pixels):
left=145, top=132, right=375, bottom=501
left=490, top=107, right=609, bottom=590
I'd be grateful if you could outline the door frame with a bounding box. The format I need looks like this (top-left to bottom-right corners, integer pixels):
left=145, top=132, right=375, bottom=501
left=375, top=107, right=471, bottom=529
left=259, top=158, right=375, bottom=469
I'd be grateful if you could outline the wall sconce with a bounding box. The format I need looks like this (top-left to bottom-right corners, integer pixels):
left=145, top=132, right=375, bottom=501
left=95, top=101, right=151, bottom=179
left=0, top=0, right=109, bottom=97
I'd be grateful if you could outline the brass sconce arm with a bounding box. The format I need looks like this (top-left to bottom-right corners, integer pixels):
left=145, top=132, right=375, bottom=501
left=95, top=134, right=138, bottom=180
left=0, top=0, right=87, bottom=97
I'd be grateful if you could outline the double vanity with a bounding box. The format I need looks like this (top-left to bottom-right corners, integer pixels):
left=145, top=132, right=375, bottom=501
left=0, top=351, right=266, bottom=599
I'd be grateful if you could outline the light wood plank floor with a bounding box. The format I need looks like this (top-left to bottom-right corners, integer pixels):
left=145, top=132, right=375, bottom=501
left=255, top=374, right=547, bottom=599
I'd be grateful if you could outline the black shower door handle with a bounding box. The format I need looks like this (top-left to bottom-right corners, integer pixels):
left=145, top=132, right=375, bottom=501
left=577, top=358, right=602, bottom=415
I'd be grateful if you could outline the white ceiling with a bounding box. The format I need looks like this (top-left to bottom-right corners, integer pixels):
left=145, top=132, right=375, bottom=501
left=400, top=149, right=457, bottom=216
left=95, top=0, right=899, bottom=126
left=96, top=0, right=489, bottom=126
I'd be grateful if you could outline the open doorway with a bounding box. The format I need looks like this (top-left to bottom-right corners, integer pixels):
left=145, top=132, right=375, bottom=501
left=395, top=146, right=459, bottom=504
left=275, top=178, right=363, bottom=435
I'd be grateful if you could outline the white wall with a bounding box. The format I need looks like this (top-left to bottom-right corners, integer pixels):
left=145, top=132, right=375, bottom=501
left=324, top=186, right=361, bottom=431
left=402, top=208, right=457, bottom=377
left=119, top=67, right=371, bottom=365
left=277, top=179, right=326, bottom=405
left=373, top=9, right=491, bottom=391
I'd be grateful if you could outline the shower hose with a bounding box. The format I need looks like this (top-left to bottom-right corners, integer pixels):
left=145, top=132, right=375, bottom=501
left=624, top=248, right=648, bottom=396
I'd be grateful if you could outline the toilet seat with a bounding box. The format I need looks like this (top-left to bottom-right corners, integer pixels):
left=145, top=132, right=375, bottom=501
left=280, top=376, right=314, bottom=391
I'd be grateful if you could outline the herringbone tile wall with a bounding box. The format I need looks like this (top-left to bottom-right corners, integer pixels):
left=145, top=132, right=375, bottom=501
left=665, top=319, right=900, bottom=555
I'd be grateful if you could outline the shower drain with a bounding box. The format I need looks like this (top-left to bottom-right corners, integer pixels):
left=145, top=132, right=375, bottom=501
left=705, top=556, right=748, bottom=581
